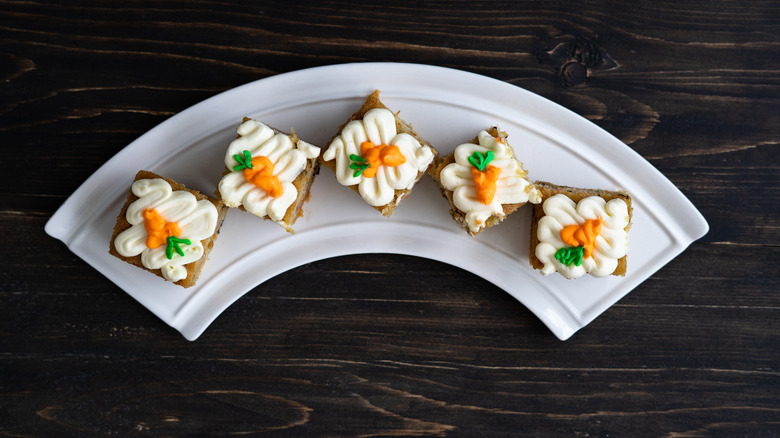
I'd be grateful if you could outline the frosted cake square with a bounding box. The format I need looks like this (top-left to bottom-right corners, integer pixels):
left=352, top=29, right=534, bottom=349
left=217, top=118, right=321, bottom=233
left=320, top=90, right=437, bottom=217
left=429, top=127, right=540, bottom=236
left=530, top=181, right=632, bottom=279
left=109, top=170, right=228, bottom=288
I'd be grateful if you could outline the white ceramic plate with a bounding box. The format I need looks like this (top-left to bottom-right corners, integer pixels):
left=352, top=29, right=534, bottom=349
left=45, top=62, right=708, bottom=341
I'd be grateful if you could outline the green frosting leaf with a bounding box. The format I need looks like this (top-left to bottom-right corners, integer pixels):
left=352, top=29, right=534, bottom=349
left=232, top=150, right=253, bottom=171
left=165, top=236, right=192, bottom=260
left=467, top=150, right=494, bottom=171
left=555, top=246, right=584, bottom=267
left=349, top=153, right=370, bottom=177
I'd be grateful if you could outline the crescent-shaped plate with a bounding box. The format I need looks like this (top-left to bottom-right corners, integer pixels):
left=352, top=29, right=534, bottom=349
left=45, top=63, right=708, bottom=340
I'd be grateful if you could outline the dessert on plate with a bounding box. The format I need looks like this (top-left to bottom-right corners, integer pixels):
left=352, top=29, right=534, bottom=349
left=530, top=181, right=632, bottom=279
left=430, top=127, right=540, bottom=236
left=321, top=90, right=436, bottom=217
left=109, top=170, right=228, bottom=288
left=217, top=118, right=321, bottom=233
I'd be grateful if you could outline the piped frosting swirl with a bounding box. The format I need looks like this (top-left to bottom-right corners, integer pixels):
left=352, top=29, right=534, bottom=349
left=439, top=131, right=540, bottom=234
left=218, top=119, right=320, bottom=221
left=323, top=108, right=434, bottom=207
left=535, top=194, right=630, bottom=278
left=113, top=178, right=219, bottom=282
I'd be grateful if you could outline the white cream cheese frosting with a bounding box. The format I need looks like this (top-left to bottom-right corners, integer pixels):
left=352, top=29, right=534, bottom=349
left=439, top=131, right=540, bottom=234
left=218, top=119, right=320, bottom=221
left=535, top=194, right=630, bottom=279
left=322, top=108, right=435, bottom=207
left=113, top=178, right=219, bottom=282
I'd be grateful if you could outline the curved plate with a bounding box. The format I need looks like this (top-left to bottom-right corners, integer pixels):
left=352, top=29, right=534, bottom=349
left=45, top=62, right=708, bottom=341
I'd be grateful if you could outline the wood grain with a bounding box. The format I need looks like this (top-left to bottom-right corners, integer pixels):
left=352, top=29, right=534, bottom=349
left=1, top=1, right=778, bottom=436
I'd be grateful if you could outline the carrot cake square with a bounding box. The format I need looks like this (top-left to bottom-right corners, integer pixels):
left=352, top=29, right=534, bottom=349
left=320, top=90, right=437, bottom=217
left=530, top=181, right=632, bottom=279
left=109, top=170, right=228, bottom=288
left=217, top=118, right=321, bottom=233
left=430, top=127, right=540, bottom=236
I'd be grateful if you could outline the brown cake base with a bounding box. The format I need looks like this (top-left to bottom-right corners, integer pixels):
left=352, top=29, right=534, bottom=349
left=219, top=118, right=320, bottom=234
left=320, top=89, right=437, bottom=217
left=109, top=170, right=228, bottom=288
left=529, top=181, right=632, bottom=276
left=429, top=126, right=534, bottom=236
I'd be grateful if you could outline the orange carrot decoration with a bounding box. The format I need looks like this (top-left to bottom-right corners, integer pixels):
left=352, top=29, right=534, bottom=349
left=467, top=150, right=501, bottom=205
left=142, top=208, right=181, bottom=249
left=560, top=218, right=602, bottom=259
left=350, top=141, right=406, bottom=178
left=243, top=155, right=283, bottom=198
left=471, top=166, right=500, bottom=204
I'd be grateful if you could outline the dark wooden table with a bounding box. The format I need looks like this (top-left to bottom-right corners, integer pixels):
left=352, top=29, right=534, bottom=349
left=3, top=1, right=778, bottom=436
